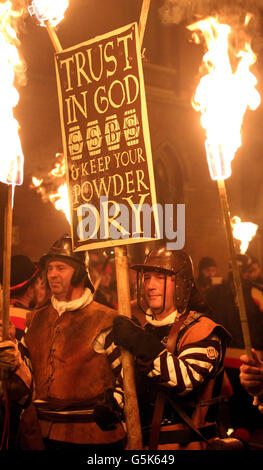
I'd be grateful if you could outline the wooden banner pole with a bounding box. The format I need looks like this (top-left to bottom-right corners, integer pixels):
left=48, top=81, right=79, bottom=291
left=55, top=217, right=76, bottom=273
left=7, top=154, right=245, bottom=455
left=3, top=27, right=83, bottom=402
left=43, top=0, right=152, bottom=449
left=217, top=179, right=252, bottom=357
left=112, top=0, right=152, bottom=450
left=114, top=246, right=143, bottom=449
left=139, top=0, right=151, bottom=47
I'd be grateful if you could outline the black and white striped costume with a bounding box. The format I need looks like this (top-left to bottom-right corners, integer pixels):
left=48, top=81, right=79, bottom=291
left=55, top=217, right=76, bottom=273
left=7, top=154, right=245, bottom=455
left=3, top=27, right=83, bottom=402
left=94, top=309, right=228, bottom=406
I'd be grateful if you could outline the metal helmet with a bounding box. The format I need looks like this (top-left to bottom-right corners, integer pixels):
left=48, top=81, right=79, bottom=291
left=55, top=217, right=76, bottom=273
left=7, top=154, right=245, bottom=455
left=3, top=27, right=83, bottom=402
left=40, top=235, right=94, bottom=292
left=131, top=246, right=194, bottom=313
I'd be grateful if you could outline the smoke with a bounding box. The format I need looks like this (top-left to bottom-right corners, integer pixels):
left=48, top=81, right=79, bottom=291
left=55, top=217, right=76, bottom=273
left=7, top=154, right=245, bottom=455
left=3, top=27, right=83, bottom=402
left=159, top=0, right=263, bottom=52
left=159, top=0, right=263, bottom=25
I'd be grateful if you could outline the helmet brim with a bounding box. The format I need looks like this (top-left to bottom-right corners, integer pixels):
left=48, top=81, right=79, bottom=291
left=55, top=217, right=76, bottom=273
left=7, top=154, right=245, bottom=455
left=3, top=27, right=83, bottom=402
left=131, top=264, right=175, bottom=275
left=40, top=253, right=83, bottom=269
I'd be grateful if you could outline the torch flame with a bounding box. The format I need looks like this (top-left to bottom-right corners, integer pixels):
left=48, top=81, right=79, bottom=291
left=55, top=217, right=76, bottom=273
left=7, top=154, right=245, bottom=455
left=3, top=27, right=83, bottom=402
left=188, top=15, right=261, bottom=180
left=31, top=153, right=70, bottom=224
left=0, top=1, right=25, bottom=186
left=28, top=0, right=69, bottom=27
left=48, top=183, right=70, bottom=222
left=231, top=215, right=258, bottom=254
left=32, top=176, right=43, bottom=187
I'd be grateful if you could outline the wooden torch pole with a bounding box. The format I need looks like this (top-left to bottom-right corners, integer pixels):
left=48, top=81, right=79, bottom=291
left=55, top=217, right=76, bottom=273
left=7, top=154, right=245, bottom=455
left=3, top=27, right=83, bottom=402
left=217, top=179, right=252, bottom=357
left=2, top=184, right=14, bottom=341
left=45, top=21, right=63, bottom=53
left=0, top=183, right=14, bottom=448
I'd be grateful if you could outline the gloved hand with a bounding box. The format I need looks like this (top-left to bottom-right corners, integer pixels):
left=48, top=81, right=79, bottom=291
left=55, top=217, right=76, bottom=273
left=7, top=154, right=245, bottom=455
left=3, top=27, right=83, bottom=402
left=240, top=348, right=263, bottom=397
left=93, top=388, right=123, bottom=431
left=0, top=341, right=22, bottom=372
left=112, top=315, right=165, bottom=361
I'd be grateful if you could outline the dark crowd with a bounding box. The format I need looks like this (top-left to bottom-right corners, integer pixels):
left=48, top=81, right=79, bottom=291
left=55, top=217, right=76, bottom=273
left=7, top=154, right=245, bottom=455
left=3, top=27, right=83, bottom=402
left=0, top=237, right=263, bottom=452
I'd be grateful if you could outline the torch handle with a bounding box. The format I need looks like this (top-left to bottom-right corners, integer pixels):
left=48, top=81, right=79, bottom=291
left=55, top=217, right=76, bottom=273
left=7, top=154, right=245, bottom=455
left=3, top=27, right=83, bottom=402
left=114, top=246, right=143, bottom=449
left=217, top=179, right=252, bottom=358
left=45, top=21, right=63, bottom=53
left=2, top=184, right=14, bottom=341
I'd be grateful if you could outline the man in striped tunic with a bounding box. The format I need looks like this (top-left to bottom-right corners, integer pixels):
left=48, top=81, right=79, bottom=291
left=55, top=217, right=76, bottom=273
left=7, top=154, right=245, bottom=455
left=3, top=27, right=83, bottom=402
left=1, top=255, right=40, bottom=341
left=96, top=247, right=232, bottom=449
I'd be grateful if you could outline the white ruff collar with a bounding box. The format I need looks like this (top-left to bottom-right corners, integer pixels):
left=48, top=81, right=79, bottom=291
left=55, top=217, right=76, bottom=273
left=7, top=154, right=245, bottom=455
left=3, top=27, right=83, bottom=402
left=145, top=309, right=179, bottom=326
left=51, top=288, right=93, bottom=316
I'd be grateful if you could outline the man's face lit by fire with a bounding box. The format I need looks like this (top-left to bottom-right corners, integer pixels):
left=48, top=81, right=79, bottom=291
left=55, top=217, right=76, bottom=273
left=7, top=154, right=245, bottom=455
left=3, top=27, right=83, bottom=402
left=202, top=266, right=217, bottom=279
left=143, top=271, right=176, bottom=319
left=47, top=260, right=74, bottom=301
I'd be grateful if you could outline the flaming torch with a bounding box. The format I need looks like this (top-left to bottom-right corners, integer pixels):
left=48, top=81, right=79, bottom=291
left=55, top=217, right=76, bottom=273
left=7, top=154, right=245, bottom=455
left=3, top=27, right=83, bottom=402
left=0, top=2, right=25, bottom=341
left=31, top=153, right=71, bottom=224
left=231, top=216, right=258, bottom=254
left=28, top=0, right=69, bottom=53
left=188, top=14, right=261, bottom=356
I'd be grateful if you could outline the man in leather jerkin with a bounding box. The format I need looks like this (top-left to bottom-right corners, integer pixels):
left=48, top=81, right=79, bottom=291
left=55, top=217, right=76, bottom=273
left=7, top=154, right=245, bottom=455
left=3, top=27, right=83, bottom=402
left=21, top=236, right=125, bottom=450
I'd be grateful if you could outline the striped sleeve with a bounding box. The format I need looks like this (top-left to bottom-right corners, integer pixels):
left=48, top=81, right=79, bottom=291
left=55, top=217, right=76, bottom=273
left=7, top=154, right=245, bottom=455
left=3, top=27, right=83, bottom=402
left=20, top=327, right=33, bottom=373
left=93, top=327, right=124, bottom=408
left=147, top=334, right=222, bottom=395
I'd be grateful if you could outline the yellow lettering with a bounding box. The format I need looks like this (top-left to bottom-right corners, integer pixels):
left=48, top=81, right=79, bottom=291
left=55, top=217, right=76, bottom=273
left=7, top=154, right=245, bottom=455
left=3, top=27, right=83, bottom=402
left=81, top=181, right=93, bottom=202
left=124, top=74, right=139, bottom=105
left=60, top=56, right=74, bottom=91
left=125, top=170, right=135, bottom=193
left=105, top=155, right=110, bottom=170
left=112, top=174, right=124, bottom=196
left=75, top=52, right=92, bottom=87
left=81, top=162, right=90, bottom=176
left=120, top=151, right=129, bottom=166
left=97, top=157, right=104, bottom=172
left=73, top=184, right=81, bottom=204
left=90, top=159, right=97, bottom=174
left=123, top=193, right=150, bottom=235
left=114, top=152, right=120, bottom=168
left=136, top=169, right=149, bottom=191
left=117, top=32, right=133, bottom=71
left=94, top=86, right=109, bottom=114
left=86, top=45, right=103, bottom=81
left=71, top=164, right=79, bottom=180
left=137, top=147, right=145, bottom=163
left=108, top=80, right=125, bottom=108
left=66, top=92, right=88, bottom=124
left=104, top=41, right=117, bottom=78
left=92, top=177, right=112, bottom=198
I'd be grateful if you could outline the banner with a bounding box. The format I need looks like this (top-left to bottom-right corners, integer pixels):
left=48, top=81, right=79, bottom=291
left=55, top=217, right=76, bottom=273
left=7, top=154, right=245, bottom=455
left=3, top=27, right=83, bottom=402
left=55, top=23, right=159, bottom=251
